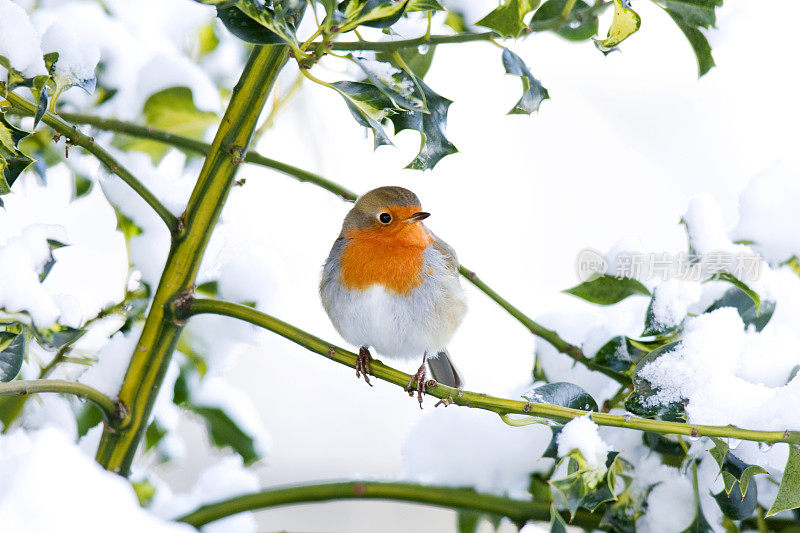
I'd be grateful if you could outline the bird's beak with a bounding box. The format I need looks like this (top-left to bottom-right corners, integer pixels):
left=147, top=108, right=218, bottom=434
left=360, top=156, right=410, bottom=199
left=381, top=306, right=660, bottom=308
left=406, top=211, right=430, bottom=223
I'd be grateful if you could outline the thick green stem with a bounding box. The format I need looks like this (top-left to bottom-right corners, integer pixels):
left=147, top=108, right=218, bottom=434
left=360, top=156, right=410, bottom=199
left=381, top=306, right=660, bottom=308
left=176, top=480, right=599, bottom=529
left=182, top=298, right=800, bottom=446
left=0, top=379, right=118, bottom=422
left=57, top=112, right=357, bottom=202
left=94, top=45, right=289, bottom=476
left=330, top=32, right=496, bottom=51
left=0, top=84, right=177, bottom=230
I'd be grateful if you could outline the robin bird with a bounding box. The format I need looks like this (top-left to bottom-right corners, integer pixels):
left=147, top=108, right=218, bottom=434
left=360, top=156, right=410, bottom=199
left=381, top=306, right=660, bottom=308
left=320, top=186, right=467, bottom=406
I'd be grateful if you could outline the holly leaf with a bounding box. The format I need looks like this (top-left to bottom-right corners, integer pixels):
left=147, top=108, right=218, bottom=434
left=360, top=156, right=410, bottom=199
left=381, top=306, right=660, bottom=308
left=352, top=56, right=427, bottom=112
left=332, top=81, right=396, bottom=148
left=549, top=504, right=569, bottom=533
left=501, top=48, right=549, bottom=115
left=766, top=444, right=800, bottom=517
left=523, top=381, right=599, bottom=411
left=625, top=341, right=687, bottom=422
left=340, top=0, right=411, bottom=30
left=564, top=274, right=650, bottom=305
left=593, top=0, right=641, bottom=54
left=113, top=87, right=217, bottom=164
left=705, top=286, right=775, bottom=332
left=714, top=453, right=761, bottom=520
left=594, top=335, right=644, bottom=373
left=388, top=79, right=457, bottom=170
left=656, top=0, right=722, bottom=76
left=642, top=291, right=684, bottom=337
left=0, top=332, right=26, bottom=382
left=529, top=0, right=605, bottom=41
left=228, top=0, right=307, bottom=43
left=375, top=45, right=436, bottom=79
left=476, top=0, right=538, bottom=38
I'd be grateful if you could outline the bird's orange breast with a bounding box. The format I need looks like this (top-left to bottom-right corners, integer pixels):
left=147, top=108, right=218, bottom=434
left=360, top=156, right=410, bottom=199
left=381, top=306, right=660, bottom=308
left=339, top=210, right=434, bottom=296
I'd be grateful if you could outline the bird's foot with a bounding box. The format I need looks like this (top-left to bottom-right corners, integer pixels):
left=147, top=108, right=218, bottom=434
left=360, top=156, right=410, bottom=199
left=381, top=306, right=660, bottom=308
left=356, top=346, right=373, bottom=386
left=405, top=363, right=427, bottom=409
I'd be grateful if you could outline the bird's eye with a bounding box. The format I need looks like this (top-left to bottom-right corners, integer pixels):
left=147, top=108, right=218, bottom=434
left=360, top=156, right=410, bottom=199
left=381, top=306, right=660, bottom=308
left=379, top=212, right=392, bottom=224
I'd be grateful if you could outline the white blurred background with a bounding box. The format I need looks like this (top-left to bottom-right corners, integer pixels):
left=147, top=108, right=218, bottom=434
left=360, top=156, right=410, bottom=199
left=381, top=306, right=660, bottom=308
left=139, top=1, right=800, bottom=531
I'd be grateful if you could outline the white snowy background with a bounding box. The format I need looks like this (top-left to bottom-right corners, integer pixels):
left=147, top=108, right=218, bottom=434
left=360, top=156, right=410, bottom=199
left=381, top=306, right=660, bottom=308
left=1, top=0, right=800, bottom=531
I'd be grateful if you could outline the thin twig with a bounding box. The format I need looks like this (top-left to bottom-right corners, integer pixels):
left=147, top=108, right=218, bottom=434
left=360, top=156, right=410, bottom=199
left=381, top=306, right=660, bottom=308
left=0, top=379, right=118, bottom=422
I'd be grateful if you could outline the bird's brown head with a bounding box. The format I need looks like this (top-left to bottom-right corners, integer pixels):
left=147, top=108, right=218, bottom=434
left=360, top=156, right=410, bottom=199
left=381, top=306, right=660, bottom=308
left=339, top=186, right=431, bottom=246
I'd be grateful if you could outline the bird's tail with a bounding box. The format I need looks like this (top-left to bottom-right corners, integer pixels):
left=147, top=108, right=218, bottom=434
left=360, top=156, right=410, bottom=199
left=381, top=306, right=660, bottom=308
left=427, top=350, right=464, bottom=389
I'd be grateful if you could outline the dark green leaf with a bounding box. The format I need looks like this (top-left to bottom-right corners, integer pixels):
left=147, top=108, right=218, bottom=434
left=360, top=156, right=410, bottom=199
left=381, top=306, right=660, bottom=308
left=145, top=419, right=168, bottom=452
left=188, top=405, right=261, bottom=465
left=476, top=0, right=539, bottom=38
left=39, top=239, right=67, bottom=283
left=76, top=403, right=103, bottom=437
left=564, top=274, right=650, bottom=305
left=549, top=504, right=568, bottom=533
left=707, top=271, right=761, bottom=310
left=216, top=5, right=286, bottom=44
left=0, top=332, right=26, bottom=382
left=593, top=0, right=641, bottom=53
left=664, top=8, right=714, bottom=76
left=331, top=80, right=396, bottom=148
left=501, top=48, right=549, bottom=115
left=31, top=324, right=83, bottom=350
left=529, top=0, right=603, bottom=41
left=457, top=511, right=481, bottom=533
left=705, top=286, right=775, bottom=332
left=388, top=79, right=457, bottom=170
left=594, top=335, right=644, bottom=373
left=767, top=444, right=800, bottom=517
left=708, top=437, right=729, bottom=470
left=714, top=453, right=760, bottom=520
left=523, top=381, right=599, bottom=411
left=643, top=432, right=685, bottom=459
left=659, top=0, right=721, bottom=28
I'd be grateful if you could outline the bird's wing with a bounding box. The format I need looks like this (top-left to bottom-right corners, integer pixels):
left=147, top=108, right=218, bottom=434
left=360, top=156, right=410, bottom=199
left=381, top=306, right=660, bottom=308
left=429, top=232, right=459, bottom=274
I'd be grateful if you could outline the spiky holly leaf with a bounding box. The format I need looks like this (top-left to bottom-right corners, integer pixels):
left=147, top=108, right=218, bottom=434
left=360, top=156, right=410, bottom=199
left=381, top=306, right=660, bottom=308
left=593, top=0, right=641, bottom=54
left=375, top=45, right=436, bottom=79
left=476, top=0, right=538, bottom=38
left=332, top=81, right=396, bottom=148
left=227, top=0, right=306, bottom=44
left=714, top=453, right=761, bottom=520
left=352, top=56, right=427, bottom=112
left=388, top=79, right=456, bottom=170
left=501, top=48, right=549, bottom=115
left=767, top=444, right=800, bottom=517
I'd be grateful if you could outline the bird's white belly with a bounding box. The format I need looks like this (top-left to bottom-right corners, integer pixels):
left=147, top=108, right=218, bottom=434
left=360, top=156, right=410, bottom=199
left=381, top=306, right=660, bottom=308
left=329, top=284, right=447, bottom=360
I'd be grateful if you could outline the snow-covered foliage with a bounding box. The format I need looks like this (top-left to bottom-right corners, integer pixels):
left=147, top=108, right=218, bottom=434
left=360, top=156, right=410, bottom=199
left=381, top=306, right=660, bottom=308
left=2, top=0, right=799, bottom=532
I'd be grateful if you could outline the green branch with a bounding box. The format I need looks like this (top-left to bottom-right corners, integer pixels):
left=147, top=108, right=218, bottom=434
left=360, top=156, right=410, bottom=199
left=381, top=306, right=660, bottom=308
left=329, top=32, right=496, bottom=51
left=58, top=112, right=357, bottom=202
left=94, top=45, right=289, bottom=477
left=176, top=480, right=600, bottom=529
left=0, top=379, right=118, bottom=423
left=0, top=84, right=178, bottom=231
left=180, top=298, right=800, bottom=446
